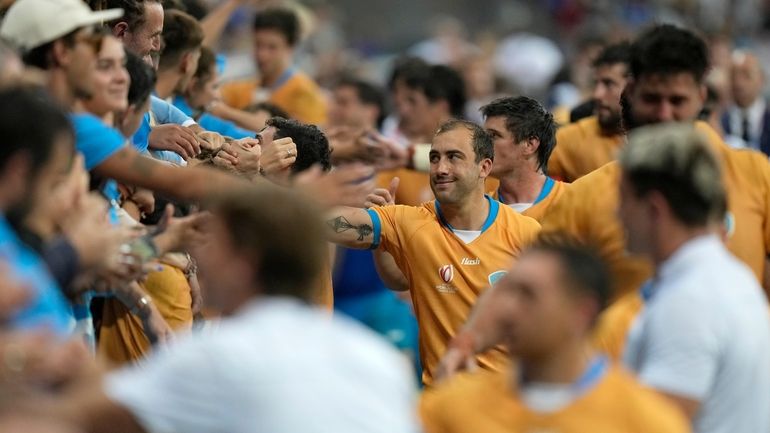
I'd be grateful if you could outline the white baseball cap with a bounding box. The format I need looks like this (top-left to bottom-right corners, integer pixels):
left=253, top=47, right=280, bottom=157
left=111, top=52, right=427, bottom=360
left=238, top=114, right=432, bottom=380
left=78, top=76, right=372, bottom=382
left=0, top=0, right=123, bottom=52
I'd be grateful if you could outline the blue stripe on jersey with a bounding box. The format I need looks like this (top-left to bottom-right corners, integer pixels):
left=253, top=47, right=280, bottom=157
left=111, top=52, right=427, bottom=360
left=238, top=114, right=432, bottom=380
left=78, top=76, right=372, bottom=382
left=534, top=176, right=555, bottom=205
left=366, top=208, right=382, bottom=250
left=435, top=195, right=498, bottom=234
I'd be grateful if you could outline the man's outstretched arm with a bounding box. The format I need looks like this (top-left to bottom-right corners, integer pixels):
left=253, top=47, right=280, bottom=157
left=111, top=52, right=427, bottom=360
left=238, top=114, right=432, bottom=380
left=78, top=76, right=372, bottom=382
left=325, top=207, right=378, bottom=250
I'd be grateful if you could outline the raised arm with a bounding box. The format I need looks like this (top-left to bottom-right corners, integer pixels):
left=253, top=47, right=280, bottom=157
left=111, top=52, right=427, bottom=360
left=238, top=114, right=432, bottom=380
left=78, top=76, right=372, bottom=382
left=325, top=207, right=377, bottom=250
left=92, top=146, right=250, bottom=204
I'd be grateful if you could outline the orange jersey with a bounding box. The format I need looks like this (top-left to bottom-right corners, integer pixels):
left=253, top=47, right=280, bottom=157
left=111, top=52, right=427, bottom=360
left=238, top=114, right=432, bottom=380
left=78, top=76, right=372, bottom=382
left=542, top=122, right=770, bottom=300
left=368, top=197, right=541, bottom=384
left=592, top=291, right=644, bottom=361
left=98, top=263, right=193, bottom=366
left=420, top=363, right=691, bottom=433
left=489, top=177, right=568, bottom=222
left=219, top=70, right=327, bottom=125
left=548, top=116, right=624, bottom=182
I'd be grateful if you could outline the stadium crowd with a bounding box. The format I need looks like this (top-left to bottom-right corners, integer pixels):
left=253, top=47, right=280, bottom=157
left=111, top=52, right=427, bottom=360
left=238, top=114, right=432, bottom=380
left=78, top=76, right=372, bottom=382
left=0, top=0, right=768, bottom=432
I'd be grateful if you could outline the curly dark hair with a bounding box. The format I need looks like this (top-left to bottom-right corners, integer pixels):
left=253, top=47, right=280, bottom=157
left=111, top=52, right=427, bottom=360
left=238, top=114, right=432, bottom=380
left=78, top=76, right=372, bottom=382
left=267, top=117, right=331, bottom=173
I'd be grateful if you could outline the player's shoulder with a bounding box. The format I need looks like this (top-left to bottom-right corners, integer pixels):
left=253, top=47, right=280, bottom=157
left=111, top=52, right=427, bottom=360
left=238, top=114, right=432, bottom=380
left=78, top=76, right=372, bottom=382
left=496, top=200, right=542, bottom=231
left=424, top=368, right=507, bottom=404
left=557, top=116, right=599, bottom=139
left=288, top=71, right=322, bottom=92
left=722, top=144, right=770, bottom=177
left=560, top=161, right=619, bottom=202
left=599, top=366, right=691, bottom=432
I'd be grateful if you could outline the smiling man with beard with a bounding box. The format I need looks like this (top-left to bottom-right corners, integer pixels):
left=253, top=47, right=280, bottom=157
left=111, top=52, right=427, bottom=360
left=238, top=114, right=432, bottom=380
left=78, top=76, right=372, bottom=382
left=548, top=42, right=630, bottom=182
left=324, top=119, right=541, bottom=385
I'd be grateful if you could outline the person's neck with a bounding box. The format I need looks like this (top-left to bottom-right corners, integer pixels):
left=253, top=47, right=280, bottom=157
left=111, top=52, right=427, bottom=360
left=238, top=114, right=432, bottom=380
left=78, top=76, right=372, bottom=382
left=440, top=190, right=489, bottom=230
left=260, top=61, right=291, bottom=87
left=155, top=71, right=181, bottom=100
left=498, top=168, right=546, bottom=204
left=653, top=224, right=711, bottom=267
left=23, top=214, right=56, bottom=241
left=600, top=121, right=623, bottom=136
left=47, top=69, right=76, bottom=110
left=514, top=341, right=596, bottom=387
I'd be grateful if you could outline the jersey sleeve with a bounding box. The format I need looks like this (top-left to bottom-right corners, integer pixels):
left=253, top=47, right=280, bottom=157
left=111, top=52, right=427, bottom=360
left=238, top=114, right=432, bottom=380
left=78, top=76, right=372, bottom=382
left=366, top=205, right=406, bottom=257
left=151, top=96, right=196, bottom=127
left=199, top=114, right=256, bottom=140
left=70, top=113, right=127, bottom=170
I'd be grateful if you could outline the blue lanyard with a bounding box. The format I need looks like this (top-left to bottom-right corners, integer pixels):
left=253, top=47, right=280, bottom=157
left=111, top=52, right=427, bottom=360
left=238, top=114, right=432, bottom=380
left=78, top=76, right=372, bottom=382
left=497, top=176, right=555, bottom=205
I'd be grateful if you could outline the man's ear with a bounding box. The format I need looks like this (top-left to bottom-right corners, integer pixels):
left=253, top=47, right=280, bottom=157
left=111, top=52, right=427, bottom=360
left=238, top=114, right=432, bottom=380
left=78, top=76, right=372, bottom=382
left=524, top=137, right=541, bottom=158
left=479, top=157, right=493, bottom=179
left=50, top=39, right=71, bottom=68
left=180, top=52, right=192, bottom=74
left=112, top=22, right=129, bottom=39
left=0, top=151, right=32, bottom=203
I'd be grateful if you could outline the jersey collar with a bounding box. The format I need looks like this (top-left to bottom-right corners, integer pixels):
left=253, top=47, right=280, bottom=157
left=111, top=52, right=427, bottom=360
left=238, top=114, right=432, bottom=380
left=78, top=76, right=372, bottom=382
left=435, top=194, right=499, bottom=234
left=497, top=176, right=555, bottom=206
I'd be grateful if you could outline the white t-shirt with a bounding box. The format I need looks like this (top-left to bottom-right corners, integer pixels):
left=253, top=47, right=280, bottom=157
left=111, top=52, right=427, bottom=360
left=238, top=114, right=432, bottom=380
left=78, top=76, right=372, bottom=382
left=624, top=235, right=770, bottom=433
left=105, top=298, right=419, bottom=433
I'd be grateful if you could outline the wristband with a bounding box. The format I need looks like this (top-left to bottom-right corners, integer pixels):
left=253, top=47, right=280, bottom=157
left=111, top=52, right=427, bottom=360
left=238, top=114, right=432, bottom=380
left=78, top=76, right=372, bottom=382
left=130, top=296, right=152, bottom=318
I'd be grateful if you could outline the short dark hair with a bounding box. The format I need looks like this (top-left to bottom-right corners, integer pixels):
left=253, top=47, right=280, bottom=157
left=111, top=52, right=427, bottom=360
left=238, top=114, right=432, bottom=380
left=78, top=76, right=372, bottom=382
left=209, top=185, right=326, bottom=301
left=387, top=56, right=429, bottom=91
left=0, top=86, right=73, bottom=177
left=267, top=117, right=331, bottom=173
left=252, top=7, right=300, bottom=46
left=435, top=119, right=493, bottom=163
left=401, top=64, right=466, bottom=118
left=22, top=29, right=79, bottom=69
left=192, top=45, right=216, bottom=85
left=125, top=50, right=156, bottom=106
left=335, top=76, right=386, bottom=129
left=103, top=0, right=162, bottom=31
left=244, top=101, right=290, bottom=119
left=481, top=96, right=557, bottom=173
left=530, top=232, right=611, bottom=316
left=159, top=9, right=203, bottom=71
left=629, top=24, right=709, bottom=83
left=592, top=41, right=631, bottom=69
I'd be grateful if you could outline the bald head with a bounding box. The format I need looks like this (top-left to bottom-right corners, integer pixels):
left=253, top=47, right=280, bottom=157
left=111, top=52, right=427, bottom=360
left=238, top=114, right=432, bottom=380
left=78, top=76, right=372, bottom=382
left=731, top=51, right=765, bottom=108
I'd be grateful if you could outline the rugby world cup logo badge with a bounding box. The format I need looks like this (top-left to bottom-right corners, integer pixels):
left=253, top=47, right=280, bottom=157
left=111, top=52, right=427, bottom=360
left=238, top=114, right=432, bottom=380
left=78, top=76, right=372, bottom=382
left=439, top=264, right=454, bottom=283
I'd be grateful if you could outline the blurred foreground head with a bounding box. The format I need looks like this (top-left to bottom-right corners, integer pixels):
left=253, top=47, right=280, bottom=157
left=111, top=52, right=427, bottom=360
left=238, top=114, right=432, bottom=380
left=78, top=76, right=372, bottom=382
left=198, top=185, right=326, bottom=314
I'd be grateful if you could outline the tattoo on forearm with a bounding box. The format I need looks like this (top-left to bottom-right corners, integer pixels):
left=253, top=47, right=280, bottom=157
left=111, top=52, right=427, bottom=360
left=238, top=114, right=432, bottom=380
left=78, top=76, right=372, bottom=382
left=327, top=216, right=373, bottom=241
